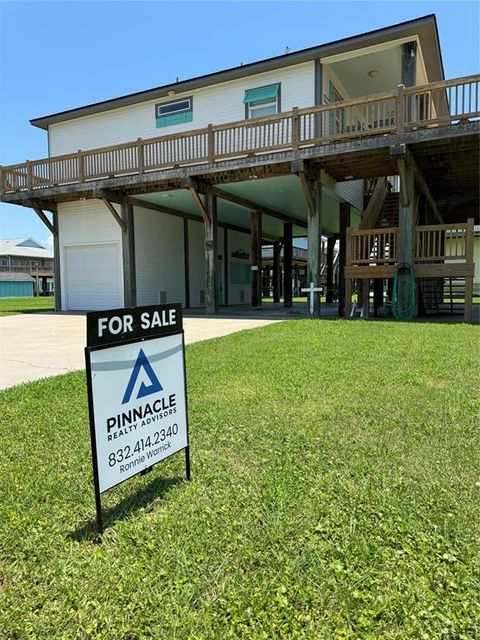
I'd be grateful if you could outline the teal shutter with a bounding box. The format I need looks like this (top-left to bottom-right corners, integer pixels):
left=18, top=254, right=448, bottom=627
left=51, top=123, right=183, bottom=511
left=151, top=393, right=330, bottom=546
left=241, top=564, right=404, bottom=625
left=243, top=84, right=280, bottom=104
left=156, top=111, right=193, bottom=129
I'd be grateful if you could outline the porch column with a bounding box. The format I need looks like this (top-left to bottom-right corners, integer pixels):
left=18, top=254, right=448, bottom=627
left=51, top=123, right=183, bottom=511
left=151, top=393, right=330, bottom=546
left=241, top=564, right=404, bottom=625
left=204, top=190, right=219, bottom=314
left=251, top=211, right=262, bottom=308
left=52, top=210, right=62, bottom=312
left=283, top=222, right=293, bottom=308
left=338, top=202, right=351, bottom=316
left=272, top=240, right=281, bottom=303
left=397, top=161, right=415, bottom=314
left=121, top=202, right=137, bottom=308
left=325, top=235, right=335, bottom=304
left=307, top=178, right=322, bottom=315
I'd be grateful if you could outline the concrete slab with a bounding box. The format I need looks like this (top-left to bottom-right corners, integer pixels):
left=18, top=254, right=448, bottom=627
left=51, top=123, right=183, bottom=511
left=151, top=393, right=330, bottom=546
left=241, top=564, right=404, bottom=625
left=0, top=311, right=282, bottom=390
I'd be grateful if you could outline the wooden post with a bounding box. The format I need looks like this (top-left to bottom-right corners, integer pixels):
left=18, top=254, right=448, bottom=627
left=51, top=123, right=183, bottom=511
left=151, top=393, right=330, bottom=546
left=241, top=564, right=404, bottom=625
left=363, top=279, right=370, bottom=317
left=292, top=107, right=300, bottom=151
left=283, top=222, right=293, bottom=308
left=207, top=124, right=214, bottom=164
left=307, top=178, right=322, bottom=316
left=396, top=84, right=405, bottom=134
left=204, top=190, right=219, bottom=314
left=26, top=160, right=33, bottom=190
left=464, top=217, right=474, bottom=321
left=251, top=211, right=262, bottom=308
left=272, top=240, right=281, bottom=303
left=373, top=278, right=384, bottom=316
left=183, top=218, right=190, bottom=308
left=78, top=151, right=85, bottom=182
left=224, top=227, right=229, bottom=307
left=137, top=138, right=144, bottom=175
left=52, top=209, right=62, bottom=312
left=326, top=236, right=335, bottom=304
left=338, top=202, right=351, bottom=316
left=397, top=161, right=415, bottom=314
left=121, top=202, right=137, bottom=308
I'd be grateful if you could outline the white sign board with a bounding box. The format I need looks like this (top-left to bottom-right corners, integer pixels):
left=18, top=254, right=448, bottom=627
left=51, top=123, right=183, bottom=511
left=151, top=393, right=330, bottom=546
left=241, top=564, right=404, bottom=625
left=89, top=332, right=188, bottom=492
left=85, top=303, right=190, bottom=532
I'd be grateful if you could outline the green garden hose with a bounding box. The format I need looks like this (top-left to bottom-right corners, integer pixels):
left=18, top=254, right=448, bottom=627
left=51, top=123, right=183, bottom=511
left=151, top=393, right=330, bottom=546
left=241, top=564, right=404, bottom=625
left=392, top=262, right=416, bottom=320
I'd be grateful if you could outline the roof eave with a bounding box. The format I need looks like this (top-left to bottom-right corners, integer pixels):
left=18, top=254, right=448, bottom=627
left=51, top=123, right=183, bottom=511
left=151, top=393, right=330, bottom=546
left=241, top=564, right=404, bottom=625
left=30, top=14, right=442, bottom=131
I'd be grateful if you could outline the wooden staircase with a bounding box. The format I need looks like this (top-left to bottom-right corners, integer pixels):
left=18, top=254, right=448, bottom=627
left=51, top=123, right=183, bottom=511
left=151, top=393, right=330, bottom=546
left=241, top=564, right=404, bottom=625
left=378, top=192, right=399, bottom=228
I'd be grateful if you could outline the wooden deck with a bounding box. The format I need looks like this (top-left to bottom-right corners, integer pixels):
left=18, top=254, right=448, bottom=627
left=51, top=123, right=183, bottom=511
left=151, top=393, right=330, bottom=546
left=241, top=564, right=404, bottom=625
left=1, top=75, right=478, bottom=196
left=345, top=219, right=476, bottom=319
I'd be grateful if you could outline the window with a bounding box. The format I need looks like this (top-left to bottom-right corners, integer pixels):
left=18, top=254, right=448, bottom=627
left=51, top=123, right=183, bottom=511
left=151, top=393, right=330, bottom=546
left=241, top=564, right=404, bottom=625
left=244, top=84, right=280, bottom=119
left=155, top=97, right=193, bottom=128
left=325, top=81, right=345, bottom=134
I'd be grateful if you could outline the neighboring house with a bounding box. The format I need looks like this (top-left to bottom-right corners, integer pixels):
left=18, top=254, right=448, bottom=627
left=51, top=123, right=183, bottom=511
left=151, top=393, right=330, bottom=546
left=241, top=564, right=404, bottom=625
left=0, top=271, right=35, bottom=298
left=0, top=238, right=54, bottom=295
left=0, top=15, right=478, bottom=319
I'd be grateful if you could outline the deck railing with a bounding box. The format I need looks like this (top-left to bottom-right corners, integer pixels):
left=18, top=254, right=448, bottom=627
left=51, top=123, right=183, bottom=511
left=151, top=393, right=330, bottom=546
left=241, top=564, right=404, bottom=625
left=347, top=220, right=475, bottom=268
left=414, top=220, right=475, bottom=264
left=1, top=74, right=479, bottom=195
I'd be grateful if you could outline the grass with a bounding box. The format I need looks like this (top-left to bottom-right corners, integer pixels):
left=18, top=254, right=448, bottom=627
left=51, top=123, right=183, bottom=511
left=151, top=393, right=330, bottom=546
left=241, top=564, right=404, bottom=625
left=0, top=320, right=479, bottom=639
left=0, top=296, right=54, bottom=316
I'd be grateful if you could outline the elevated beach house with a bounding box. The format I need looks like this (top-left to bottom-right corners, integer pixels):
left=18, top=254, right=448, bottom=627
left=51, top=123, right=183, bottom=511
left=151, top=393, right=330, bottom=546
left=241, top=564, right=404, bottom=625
left=1, top=15, right=478, bottom=318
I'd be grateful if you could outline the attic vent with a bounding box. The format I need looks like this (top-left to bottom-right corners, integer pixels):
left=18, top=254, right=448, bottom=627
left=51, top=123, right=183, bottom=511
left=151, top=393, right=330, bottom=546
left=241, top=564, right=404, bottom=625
left=159, top=291, right=167, bottom=304
left=199, top=289, right=205, bottom=305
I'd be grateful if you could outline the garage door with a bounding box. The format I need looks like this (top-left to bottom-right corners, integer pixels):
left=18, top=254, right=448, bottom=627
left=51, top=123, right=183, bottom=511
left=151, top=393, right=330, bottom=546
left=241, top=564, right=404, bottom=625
left=65, top=243, right=123, bottom=310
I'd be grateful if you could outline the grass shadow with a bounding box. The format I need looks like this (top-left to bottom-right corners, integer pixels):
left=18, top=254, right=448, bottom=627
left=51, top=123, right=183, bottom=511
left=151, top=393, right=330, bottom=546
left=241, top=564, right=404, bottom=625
left=70, top=473, right=184, bottom=542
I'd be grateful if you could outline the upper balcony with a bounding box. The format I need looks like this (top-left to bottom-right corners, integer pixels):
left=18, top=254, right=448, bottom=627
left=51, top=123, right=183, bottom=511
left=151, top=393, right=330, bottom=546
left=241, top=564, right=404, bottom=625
left=1, top=74, right=478, bottom=199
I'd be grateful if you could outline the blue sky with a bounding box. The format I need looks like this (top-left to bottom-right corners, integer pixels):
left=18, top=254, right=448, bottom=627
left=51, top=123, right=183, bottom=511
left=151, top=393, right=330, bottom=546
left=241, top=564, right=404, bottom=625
left=0, top=0, right=478, bottom=245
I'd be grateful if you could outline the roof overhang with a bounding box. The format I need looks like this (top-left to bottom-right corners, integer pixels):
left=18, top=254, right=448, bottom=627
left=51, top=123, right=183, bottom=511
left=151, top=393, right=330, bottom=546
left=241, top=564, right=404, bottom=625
left=30, top=14, right=443, bottom=130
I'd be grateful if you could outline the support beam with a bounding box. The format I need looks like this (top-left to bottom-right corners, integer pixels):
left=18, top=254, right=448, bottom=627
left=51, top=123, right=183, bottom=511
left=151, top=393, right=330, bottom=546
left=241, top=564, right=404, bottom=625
left=306, top=177, right=322, bottom=316
left=397, top=159, right=415, bottom=313
left=251, top=211, right=262, bottom=308
left=338, top=202, right=351, bottom=317
left=52, top=209, right=61, bottom=312
left=121, top=202, right=137, bottom=308
left=224, top=227, right=229, bottom=307
left=325, top=236, right=335, bottom=304
left=127, top=194, right=257, bottom=237
left=211, top=186, right=307, bottom=228
left=184, top=219, right=190, bottom=308
left=30, top=202, right=55, bottom=235
left=298, top=171, right=316, bottom=219
left=28, top=200, right=60, bottom=311
left=272, top=240, right=281, bottom=303
left=409, top=153, right=444, bottom=223
left=283, top=222, right=293, bottom=308
left=203, top=190, right=219, bottom=314
left=102, top=197, right=126, bottom=231
left=188, top=186, right=208, bottom=223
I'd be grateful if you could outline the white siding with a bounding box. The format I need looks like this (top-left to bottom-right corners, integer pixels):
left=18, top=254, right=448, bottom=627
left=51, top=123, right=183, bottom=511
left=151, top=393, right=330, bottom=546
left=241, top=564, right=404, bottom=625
left=134, top=206, right=185, bottom=306
left=336, top=180, right=364, bottom=210
left=188, top=220, right=205, bottom=307
left=227, top=230, right=251, bottom=305
left=58, top=199, right=123, bottom=311
left=49, top=62, right=315, bottom=155
left=322, top=65, right=364, bottom=211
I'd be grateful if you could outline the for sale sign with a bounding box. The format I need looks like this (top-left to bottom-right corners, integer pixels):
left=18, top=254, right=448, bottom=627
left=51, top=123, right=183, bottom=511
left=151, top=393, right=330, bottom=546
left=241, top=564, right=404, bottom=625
left=85, top=303, right=190, bottom=531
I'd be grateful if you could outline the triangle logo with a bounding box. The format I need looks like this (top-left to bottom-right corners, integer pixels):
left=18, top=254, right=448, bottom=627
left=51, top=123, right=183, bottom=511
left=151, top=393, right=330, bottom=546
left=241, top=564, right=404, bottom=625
left=122, top=348, right=163, bottom=404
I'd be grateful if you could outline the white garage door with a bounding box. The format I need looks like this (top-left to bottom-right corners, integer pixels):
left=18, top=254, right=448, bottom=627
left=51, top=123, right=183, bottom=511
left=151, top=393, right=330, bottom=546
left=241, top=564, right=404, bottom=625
left=65, top=243, right=123, bottom=310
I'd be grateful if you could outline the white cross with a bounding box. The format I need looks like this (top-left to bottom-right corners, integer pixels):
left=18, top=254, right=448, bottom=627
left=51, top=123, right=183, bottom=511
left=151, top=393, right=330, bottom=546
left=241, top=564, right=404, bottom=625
left=301, top=281, right=323, bottom=315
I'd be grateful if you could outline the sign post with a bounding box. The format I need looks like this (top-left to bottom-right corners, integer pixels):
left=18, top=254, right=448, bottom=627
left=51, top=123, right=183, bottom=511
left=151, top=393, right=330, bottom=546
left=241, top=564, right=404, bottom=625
left=85, top=303, right=190, bottom=534
left=301, top=282, right=324, bottom=316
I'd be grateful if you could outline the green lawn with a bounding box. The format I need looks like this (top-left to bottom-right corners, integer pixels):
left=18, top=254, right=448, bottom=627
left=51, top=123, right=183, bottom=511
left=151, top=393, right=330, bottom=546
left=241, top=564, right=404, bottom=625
left=0, top=296, right=54, bottom=316
left=1, top=320, right=479, bottom=639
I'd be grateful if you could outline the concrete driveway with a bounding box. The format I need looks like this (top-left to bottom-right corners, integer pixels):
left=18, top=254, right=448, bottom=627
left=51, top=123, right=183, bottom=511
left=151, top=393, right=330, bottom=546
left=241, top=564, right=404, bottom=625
left=0, top=311, right=281, bottom=390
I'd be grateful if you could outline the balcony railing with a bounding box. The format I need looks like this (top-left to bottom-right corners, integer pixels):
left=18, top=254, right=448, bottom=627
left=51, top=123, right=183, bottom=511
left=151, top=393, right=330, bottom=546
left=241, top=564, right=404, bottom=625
left=0, top=264, right=53, bottom=275
left=346, top=220, right=475, bottom=269
left=1, top=74, right=479, bottom=195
